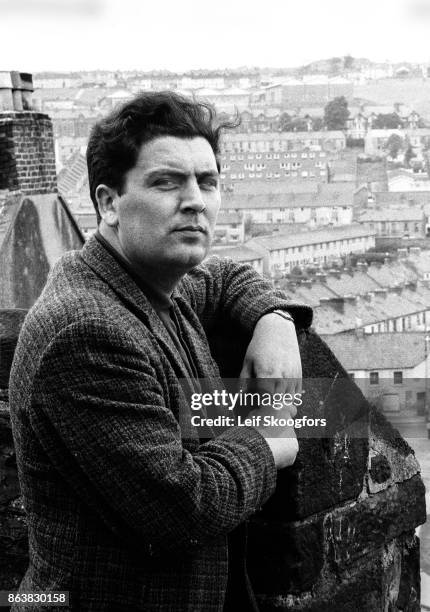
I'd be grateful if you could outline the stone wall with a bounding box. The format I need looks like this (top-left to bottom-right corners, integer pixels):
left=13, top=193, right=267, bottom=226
left=210, top=322, right=426, bottom=610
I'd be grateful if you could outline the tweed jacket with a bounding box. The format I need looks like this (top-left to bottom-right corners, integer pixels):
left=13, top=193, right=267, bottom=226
left=9, top=235, right=312, bottom=611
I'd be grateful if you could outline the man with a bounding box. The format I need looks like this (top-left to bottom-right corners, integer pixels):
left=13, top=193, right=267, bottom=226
left=9, top=92, right=312, bottom=611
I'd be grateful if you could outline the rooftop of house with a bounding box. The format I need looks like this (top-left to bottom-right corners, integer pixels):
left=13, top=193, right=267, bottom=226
left=358, top=207, right=425, bottom=222
left=373, top=191, right=430, bottom=206
left=210, top=245, right=263, bottom=262
left=222, top=130, right=346, bottom=142
left=322, top=332, right=426, bottom=370
left=221, top=183, right=356, bottom=210
left=248, top=223, right=375, bottom=251
left=215, top=211, right=242, bottom=225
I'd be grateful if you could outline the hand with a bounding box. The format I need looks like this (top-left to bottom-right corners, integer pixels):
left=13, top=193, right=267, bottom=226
left=248, top=402, right=299, bottom=469
left=240, top=312, right=302, bottom=398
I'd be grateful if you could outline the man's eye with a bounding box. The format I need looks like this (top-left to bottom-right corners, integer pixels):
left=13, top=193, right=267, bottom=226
left=153, top=178, right=177, bottom=189
left=200, top=179, right=218, bottom=189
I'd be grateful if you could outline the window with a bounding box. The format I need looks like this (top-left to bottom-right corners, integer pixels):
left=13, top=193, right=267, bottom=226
left=370, top=372, right=379, bottom=385
left=393, top=371, right=403, bottom=385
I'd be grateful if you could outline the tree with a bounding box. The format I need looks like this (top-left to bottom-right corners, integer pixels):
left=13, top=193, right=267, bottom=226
left=385, top=133, right=403, bottom=159
left=324, top=96, right=350, bottom=130
left=372, top=113, right=403, bottom=129
left=279, top=112, right=293, bottom=131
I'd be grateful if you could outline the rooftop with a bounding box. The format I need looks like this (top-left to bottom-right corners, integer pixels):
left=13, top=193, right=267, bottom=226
left=248, top=224, right=375, bottom=251
left=322, top=332, right=426, bottom=370
left=359, top=207, right=424, bottom=222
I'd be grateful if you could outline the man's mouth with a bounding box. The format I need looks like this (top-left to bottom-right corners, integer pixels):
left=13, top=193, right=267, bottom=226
left=173, top=225, right=206, bottom=233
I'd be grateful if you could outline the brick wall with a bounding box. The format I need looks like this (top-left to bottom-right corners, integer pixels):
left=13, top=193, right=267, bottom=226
left=0, top=113, right=57, bottom=195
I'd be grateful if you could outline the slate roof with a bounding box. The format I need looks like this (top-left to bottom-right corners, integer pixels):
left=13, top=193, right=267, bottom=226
left=322, top=332, right=425, bottom=370
left=359, top=207, right=424, bottom=222
left=365, top=261, right=418, bottom=286
left=221, top=181, right=319, bottom=195
left=223, top=130, right=346, bottom=142
left=373, top=191, right=430, bottom=207
left=221, top=184, right=355, bottom=211
left=314, top=287, right=429, bottom=334
left=322, top=271, right=382, bottom=296
left=210, top=245, right=263, bottom=262
left=248, top=224, right=375, bottom=251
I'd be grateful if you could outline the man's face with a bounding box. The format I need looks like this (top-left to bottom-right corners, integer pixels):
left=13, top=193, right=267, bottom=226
left=110, top=135, right=221, bottom=277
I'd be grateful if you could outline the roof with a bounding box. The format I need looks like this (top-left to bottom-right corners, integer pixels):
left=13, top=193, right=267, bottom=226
left=322, top=332, right=425, bottom=370
left=221, top=181, right=320, bottom=195
left=216, top=211, right=242, bottom=225
left=248, top=224, right=375, bottom=251
left=358, top=207, right=424, bottom=222
left=221, top=184, right=355, bottom=210
left=373, top=191, right=430, bottom=206
left=210, top=245, right=263, bottom=262
left=313, top=283, right=430, bottom=334
left=222, top=130, right=346, bottom=142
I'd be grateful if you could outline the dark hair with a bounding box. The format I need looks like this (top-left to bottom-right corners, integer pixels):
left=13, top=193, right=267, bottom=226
left=86, top=91, right=237, bottom=222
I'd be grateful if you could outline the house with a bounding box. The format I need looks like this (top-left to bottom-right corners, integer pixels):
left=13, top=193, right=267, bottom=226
left=213, top=211, right=245, bottom=245
left=221, top=183, right=355, bottom=228
left=322, top=332, right=430, bottom=415
left=247, top=224, right=375, bottom=277
left=210, top=245, right=264, bottom=276
left=221, top=130, right=346, bottom=155
left=357, top=207, right=426, bottom=238
left=388, top=170, right=430, bottom=192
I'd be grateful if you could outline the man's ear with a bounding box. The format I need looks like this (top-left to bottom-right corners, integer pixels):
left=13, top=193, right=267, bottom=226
left=95, top=184, right=119, bottom=227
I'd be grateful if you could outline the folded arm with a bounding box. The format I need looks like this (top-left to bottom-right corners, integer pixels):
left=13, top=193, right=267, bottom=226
left=30, top=318, right=277, bottom=555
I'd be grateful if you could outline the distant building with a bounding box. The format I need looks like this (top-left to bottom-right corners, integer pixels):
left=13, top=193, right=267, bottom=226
left=358, top=207, right=426, bottom=238
left=213, top=211, right=245, bottom=245
left=247, top=224, right=375, bottom=276
left=250, top=77, right=353, bottom=108
left=388, top=170, right=430, bottom=192
left=221, top=183, right=355, bottom=228
left=221, top=130, right=346, bottom=154
left=322, top=332, right=430, bottom=415
left=210, top=245, right=264, bottom=275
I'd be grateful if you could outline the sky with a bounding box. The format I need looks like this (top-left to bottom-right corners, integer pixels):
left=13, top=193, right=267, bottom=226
left=1, top=0, right=430, bottom=73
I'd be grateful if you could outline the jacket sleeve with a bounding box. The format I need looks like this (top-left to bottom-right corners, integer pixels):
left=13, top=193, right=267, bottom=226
left=29, top=317, right=277, bottom=554
left=178, top=255, right=313, bottom=332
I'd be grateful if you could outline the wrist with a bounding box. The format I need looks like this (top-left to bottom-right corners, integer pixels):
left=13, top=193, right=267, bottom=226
left=271, top=310, right=295, bottom=324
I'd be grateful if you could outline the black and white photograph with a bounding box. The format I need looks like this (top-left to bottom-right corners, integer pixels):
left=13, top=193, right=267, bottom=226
left=0, top=0, right=429, bottom=610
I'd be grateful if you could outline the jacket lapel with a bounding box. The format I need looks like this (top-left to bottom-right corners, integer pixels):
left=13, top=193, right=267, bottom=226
left=79, top=235, right=193, bottom=381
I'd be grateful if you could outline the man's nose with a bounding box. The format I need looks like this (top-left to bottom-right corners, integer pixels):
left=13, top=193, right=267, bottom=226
left=179, top=179, right=206, bottom=213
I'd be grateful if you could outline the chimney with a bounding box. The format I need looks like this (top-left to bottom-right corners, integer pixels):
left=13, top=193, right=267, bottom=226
left=0, top=71, right=57, bottom=200
left=327, top=296, right=345, bottom=314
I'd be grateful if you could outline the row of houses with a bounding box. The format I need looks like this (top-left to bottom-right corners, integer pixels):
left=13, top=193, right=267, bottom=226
left=213, top=223, right=376, bottom=275
left=322, top=332, right=430, bottom=416
left=213, top=241, right=430, bottom=335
